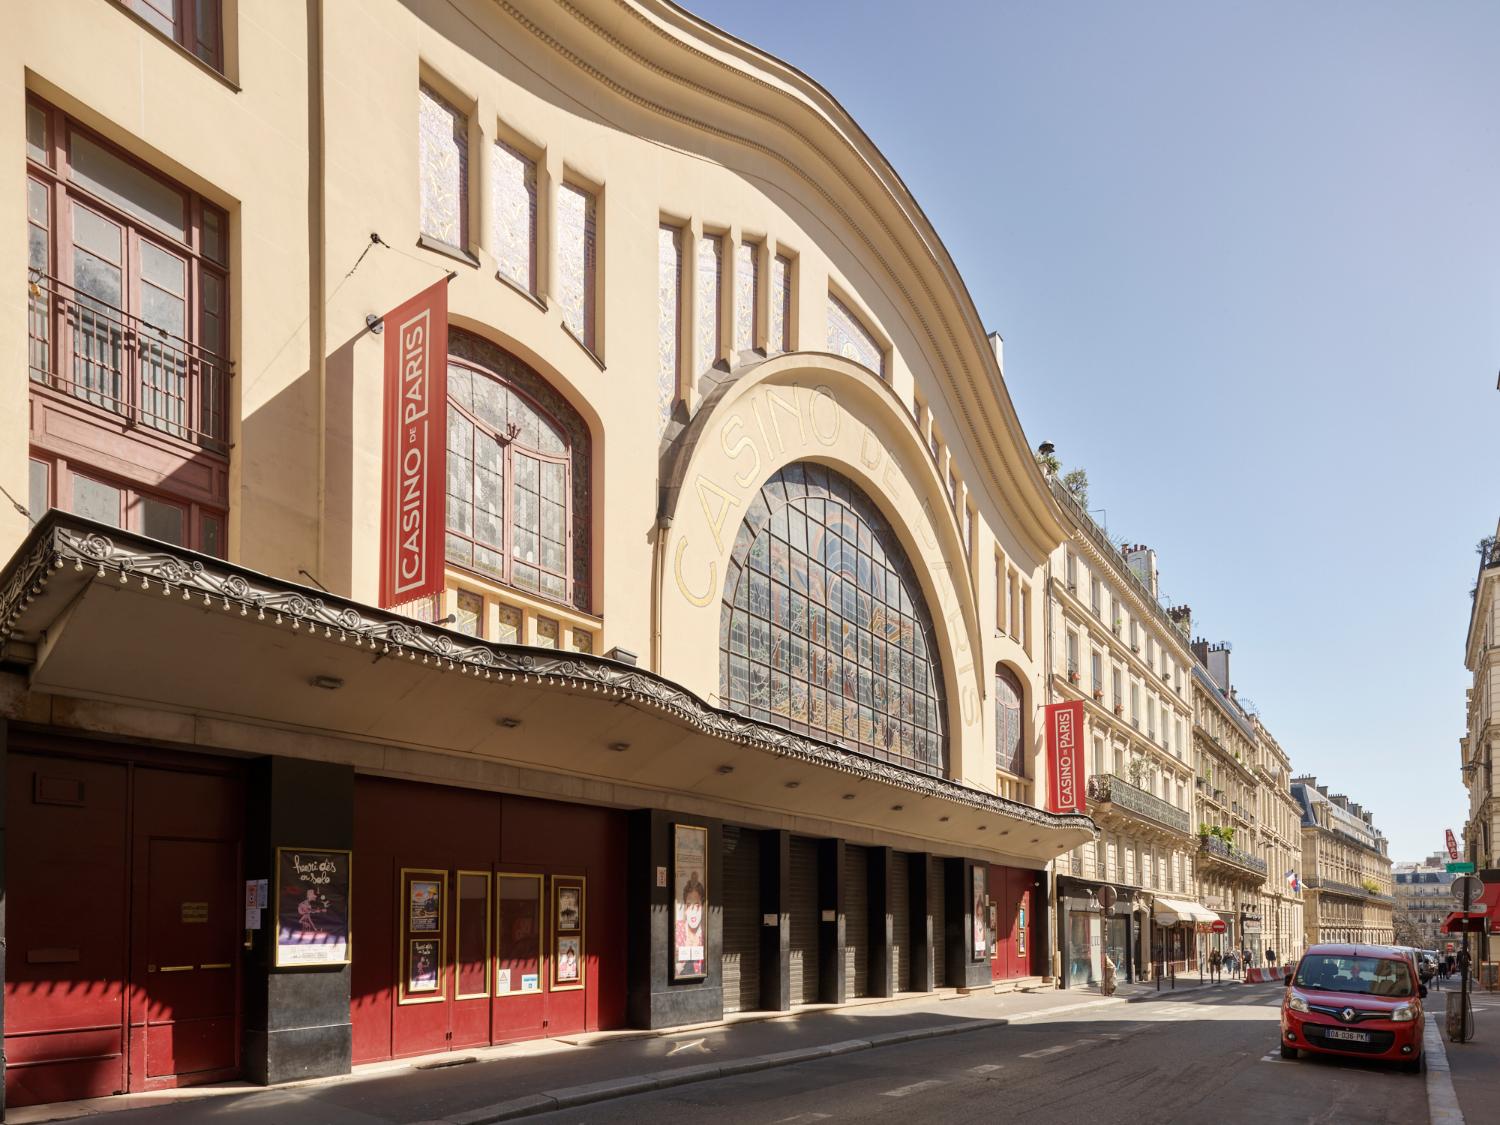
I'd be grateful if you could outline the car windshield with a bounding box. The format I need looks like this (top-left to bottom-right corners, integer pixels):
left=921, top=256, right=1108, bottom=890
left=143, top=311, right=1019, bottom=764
left=1294, top=955, right=1414, bottom=996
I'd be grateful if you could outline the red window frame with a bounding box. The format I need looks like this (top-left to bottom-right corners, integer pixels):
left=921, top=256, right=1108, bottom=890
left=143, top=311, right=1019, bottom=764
left=29, top=453, right=226, bottom=557
left=120, top=0, right=225, bottom=72
left=445, top=360, right=573, bottom=605
left=26, top=94, right=231, bottom=453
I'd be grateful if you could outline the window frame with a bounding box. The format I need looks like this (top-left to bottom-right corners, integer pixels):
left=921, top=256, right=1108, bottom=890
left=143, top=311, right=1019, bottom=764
left=120, top=0, right=225, bottom=73
left=29, top=451, right=225, bottom=556
left=444, top=357, right=573, bottom=605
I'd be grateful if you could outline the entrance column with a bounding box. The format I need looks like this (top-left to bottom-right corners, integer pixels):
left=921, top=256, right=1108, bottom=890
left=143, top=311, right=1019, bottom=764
left=818, top=839, right=846, bottom=1005
left=627, top=810, right=723, bottom=1029
left=869, top=847, right=893, bottom=997
left=760, top=829, right=791, bottom=1011
left=244, top=756, right=355, bottom=1085
left=912, top=852, right=933, bottom=990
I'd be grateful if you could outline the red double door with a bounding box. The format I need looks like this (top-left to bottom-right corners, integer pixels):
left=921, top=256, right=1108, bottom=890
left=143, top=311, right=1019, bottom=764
left=5, top=747, right=242, bottom=1108
left=351, top=778, right=627, bottom=1064
left=988, top=866, right=1038, bottom=981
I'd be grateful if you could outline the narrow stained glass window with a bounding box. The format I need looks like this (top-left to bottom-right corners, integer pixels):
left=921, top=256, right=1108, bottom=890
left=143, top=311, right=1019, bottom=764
left=719, top=463, right=947, bottom=777
left=556, top=182, right=597, bottom=350
left=657, top=224, right=681, bottom=431
left=696, top=233, right=722, bottom=375
left=771, top=253, right=792, bottom=353
left=492, top=140, right=537, bottom=293
left=734, top=240, right=759, bottom=354
left=995, top=665, right=1024, bottom=776
left=827, top=293, right=882, bottom=377
left=418, top=84, right=467, bottom=249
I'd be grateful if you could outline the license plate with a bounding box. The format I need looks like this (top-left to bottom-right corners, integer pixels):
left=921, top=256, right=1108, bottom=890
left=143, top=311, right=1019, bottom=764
left=1325, top=1029, right=1370, bottom=1043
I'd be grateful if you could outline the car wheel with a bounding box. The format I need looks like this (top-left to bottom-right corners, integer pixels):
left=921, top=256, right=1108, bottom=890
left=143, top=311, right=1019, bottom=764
left=1280, top=1044, right=1298, bottom=1060
left=1401, top=1054, right=1424, bottom=1075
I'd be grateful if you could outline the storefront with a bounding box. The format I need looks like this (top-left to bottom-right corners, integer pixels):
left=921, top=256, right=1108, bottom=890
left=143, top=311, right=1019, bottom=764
left=1240, top=909, right=1265, bottom=966
left=1151, top=897, right=1217, bottom=973
left=1057, top=876, right=1136, bottom=988
left=987, top=865, right=1044, bottom=982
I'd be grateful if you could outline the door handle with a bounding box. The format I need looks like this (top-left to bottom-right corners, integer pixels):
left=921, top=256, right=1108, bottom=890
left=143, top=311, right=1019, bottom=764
left=156, top=965, right=194, bottom=973
left=200, top=963, right=232, bottom=970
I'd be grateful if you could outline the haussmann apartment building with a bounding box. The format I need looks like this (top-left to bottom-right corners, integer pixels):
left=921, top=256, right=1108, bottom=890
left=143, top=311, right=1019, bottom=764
left=0, top=0, right=1100, bottom=1111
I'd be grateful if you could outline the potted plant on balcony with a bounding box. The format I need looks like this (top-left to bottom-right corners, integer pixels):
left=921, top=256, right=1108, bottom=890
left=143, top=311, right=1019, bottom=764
left=1114, top=703, right=1124, bottom=717
left=1068, top=668, right=1081, bottom=684
left=1093, top=687, right=1105, bottom=702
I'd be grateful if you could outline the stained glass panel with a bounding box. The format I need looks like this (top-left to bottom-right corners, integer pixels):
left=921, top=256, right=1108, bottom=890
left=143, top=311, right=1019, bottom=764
left=492, top=140, right=537, bottom=292
left=556, top=182, right=596, bottom=349
left=995, top=665, right=1024, bottom=776
left=658, top=224, right=681, bottom=431
left=696, top=233, right=722, bottom=376
left=771, top=254, right=791, bottom=353
left=826, top=293, right=882, bottom=377
left=735, top=240, right=758, bottom=354
left=719, top=464, right=946, bottom=776
left=418, top=84, right=467, bottom=248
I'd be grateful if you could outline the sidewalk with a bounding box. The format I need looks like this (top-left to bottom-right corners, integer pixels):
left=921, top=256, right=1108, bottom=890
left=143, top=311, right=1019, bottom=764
left=9, top=985, right=1136, bottom=1125
left=1437, top=987, right=1500, bottom=1124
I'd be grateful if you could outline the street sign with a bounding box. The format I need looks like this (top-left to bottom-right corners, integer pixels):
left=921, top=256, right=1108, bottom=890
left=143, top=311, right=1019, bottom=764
left=1451, top=875, right=1483, bottom=905
left=1210, top=919, right=1227, bottom=934
left=1446, top=829, right=1460, bottom=862
left=1447, top=861, right=1476, bottom=874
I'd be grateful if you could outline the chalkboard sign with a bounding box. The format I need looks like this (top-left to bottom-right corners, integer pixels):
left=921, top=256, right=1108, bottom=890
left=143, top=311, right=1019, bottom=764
left=275, top=847, right=352, bottom=966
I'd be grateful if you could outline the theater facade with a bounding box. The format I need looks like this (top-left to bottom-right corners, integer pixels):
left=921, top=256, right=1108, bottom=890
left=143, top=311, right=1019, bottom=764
left=0, top=0, right=1093, bottom=1111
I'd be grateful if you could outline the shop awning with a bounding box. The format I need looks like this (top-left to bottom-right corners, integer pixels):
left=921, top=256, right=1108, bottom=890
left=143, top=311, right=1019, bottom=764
left=1152, top=896, right=1218, bottom=925
left=1440, top=880, right=1500, bottom=934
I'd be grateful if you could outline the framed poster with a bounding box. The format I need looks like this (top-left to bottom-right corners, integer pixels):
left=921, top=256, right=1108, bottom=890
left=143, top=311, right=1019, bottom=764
left=408, top=939, right=440, bottom=992
left=557, top=885, right=581, bottom=932
left=274, top=847, right=352, bottom=967
left=556, top=936, right=581, bottom=984
left=972, top=865, right=987, bottom=959
left=672, top=823, right=708, bottom=981
left=409, top=879, right=442, bottom=932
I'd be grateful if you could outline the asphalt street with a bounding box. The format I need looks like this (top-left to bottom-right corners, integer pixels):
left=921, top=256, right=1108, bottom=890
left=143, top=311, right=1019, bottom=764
left=529, top=988, right=1430, bottom=1125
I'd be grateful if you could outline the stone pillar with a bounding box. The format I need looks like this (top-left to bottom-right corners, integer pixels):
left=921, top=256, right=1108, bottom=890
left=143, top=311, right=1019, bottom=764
left=760, top=829, right=791, bottom=1011
left=818, top=838, right=846, bottom=1005
left=243, top=756, right=354, bottom=1085
left=912, top=851, right=934, bottom=991
left=869, top=847, right=893, bottom=997
left=627, top=810, right=723, bottom=1029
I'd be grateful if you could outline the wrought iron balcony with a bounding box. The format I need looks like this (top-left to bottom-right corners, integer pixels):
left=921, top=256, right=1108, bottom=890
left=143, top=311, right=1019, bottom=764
left=1303, top=875, right=1395, bottom=905
left=28, top=270, right=230, bottom=453
left=1086, top=772, right=1192, bottom=835
left=1198, top=833, right=1269, bottom=877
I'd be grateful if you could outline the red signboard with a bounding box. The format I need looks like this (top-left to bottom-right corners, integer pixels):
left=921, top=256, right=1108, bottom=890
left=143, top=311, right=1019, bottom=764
left=1210, top=919, right=1227, bottom=934
left=1446, top=829, right=1460, bottom=862
left=379, top=280, right=449, bottom=609
left=1045, top=701, right=1085, bottom=813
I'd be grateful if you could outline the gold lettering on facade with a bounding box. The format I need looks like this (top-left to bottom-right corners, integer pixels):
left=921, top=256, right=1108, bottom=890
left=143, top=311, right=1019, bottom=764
left=673, top=536, right=717, bottom=607
left=764, top=386, right=806, bottom=451
left=859, top=424, right=884, bottom=470
left=695, top=474, right=739, bottom=555
left=720, top=414, right=761, bottom=489
left=809, top=384, right=841, bottom=445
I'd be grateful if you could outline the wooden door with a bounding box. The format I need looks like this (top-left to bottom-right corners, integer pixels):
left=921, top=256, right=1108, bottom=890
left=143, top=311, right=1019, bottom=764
left=141, top=839, right=239, bottom=1078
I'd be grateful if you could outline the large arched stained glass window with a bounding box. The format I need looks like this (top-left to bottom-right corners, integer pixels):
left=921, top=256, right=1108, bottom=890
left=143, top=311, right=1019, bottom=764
left=719, top=463, right=947, bottom=776
left=995, top=665, right=1024, bottom=776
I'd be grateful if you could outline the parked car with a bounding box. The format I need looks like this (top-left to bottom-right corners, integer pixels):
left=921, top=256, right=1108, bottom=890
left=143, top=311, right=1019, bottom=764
left=1417, top=952, right=1438, bottom=982
left=1281, top=943, right=1426, bottom=1073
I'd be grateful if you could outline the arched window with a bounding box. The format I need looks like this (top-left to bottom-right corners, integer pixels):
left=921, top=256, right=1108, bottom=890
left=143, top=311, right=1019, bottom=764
left=444, top=330, right=592, bottom=612
left=719, top=463, right=947, bottom=776
left=995, top=665, right=1024, bottom=776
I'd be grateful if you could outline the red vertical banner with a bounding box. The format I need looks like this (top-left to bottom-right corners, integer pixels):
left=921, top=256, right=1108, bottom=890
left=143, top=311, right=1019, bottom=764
left=380, top=280, right=449, bottom=609
left=1045, top=700, right=1085, bottom=813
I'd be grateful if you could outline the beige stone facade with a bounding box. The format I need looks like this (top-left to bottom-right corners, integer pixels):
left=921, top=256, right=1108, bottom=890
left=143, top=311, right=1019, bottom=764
left=1292, top=777, right=1394, bottom=946
left=1393, top=853, right=1451, bottom=951
left=1461, top=523, right=1499, bottom=870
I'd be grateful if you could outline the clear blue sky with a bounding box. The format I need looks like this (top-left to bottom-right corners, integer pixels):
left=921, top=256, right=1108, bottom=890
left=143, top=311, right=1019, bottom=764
left=681, top=0, right=1499, bottom=861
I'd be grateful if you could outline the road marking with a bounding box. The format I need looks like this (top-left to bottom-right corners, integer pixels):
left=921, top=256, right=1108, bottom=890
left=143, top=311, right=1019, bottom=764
left=1018, top=1044, right=1073, bottom=1059
left=775, top=1114, right=831, bottom=1123
left=968, top=1064, right=1002, bottom=1073
left=668, top=1038, right=707, bottom=1055
left=1423, top=1014, right=1465, bottom=1124
left=881, top=1079, right=945, bottom=1098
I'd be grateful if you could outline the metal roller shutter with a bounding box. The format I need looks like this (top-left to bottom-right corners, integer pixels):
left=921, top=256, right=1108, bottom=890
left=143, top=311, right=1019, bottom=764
left=929, top=856, right=946, bottom=988
left=843, top=845, right=869, bottom=999
left=721, top=826, right=761, bottom=1014
left=891, top=852, right=911, bottom=992
left=789, top=837, right=820, bottom=1006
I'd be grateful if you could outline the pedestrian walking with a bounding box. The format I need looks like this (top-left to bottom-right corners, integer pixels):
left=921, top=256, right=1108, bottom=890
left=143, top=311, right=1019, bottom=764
left=1266, top=947, right=1277, bottom=967
left=1209, top=947, right=1222, bottom=983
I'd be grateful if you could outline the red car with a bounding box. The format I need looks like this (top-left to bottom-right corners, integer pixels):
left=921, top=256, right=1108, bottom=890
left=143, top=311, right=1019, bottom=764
left=1280, top=943, right=1426, bottom=1072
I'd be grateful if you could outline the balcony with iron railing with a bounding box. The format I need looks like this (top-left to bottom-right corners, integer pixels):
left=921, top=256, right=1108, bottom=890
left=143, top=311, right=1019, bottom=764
left=1086, top=772, right=1192, bottom=835
left=1198, top=833, right=1269, bottom=878
left=28, top=270, right=230, bottom=453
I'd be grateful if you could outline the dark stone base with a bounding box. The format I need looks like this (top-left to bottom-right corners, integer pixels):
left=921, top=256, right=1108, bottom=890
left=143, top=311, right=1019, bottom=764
left=244, top=1023, right=352, bottom=1085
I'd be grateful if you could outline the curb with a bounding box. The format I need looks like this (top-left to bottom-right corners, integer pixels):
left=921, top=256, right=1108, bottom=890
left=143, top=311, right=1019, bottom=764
left=441, top=1019, right=1008, bottom=1123
left=1423, top=1013, right=1465, bottom=1124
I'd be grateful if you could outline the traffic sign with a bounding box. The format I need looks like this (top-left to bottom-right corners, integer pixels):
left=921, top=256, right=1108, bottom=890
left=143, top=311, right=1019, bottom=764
left=1447, top=861, right=1476, bottom=874
left=1451, top=875, right=1484, bottom=905
left=1210, top=919, right=1227, bottom=934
